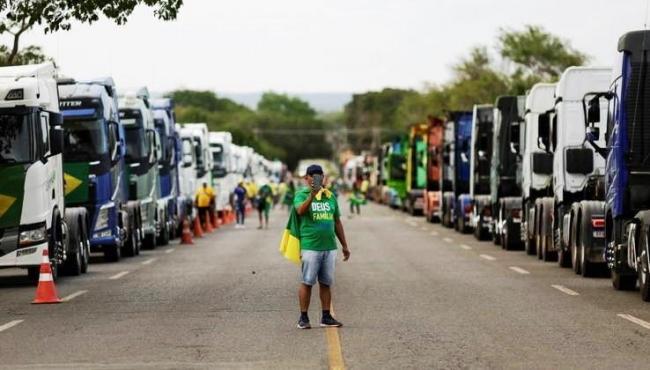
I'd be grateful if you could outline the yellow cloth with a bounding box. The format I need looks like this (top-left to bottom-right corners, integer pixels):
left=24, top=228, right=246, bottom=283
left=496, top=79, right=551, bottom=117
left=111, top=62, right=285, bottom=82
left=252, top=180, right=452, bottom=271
left=314, top=188, right=332, bottom=201
left=196, top=186, right=215, bottom=208
left=360, top=179, right=369, bottom=193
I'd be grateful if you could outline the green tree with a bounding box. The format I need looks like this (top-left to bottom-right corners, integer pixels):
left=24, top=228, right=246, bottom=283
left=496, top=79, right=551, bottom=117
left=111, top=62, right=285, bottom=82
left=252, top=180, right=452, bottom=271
left=498, top=25, right=589, bottom=94
left=257, top=92, right=316, bottom=119
left=0, top=0, right=182, bottom=65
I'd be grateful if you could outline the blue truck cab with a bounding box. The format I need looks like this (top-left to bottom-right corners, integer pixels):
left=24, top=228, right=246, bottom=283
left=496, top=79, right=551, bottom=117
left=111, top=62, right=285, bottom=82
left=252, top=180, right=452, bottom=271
left=151, top=98, right=181, bottom=244
left=58, top=78, right=141, bottom=262
left=441, top=111, right=472, bottom=233
left=587, top=30, right=650, bottom=300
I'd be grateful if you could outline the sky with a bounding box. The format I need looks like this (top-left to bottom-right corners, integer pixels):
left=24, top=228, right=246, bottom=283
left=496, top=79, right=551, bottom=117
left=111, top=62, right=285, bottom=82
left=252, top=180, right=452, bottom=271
left=14, top=0, right=650, bottom=95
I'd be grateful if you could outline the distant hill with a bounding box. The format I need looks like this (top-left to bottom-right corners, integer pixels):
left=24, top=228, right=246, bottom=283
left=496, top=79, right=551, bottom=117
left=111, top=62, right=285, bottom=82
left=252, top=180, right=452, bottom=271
left=219, top=92, right=352, bottom=112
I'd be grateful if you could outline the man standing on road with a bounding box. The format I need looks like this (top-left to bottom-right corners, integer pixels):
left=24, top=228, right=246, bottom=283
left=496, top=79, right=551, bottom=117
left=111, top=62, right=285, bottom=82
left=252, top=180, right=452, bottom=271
left=195, top=182, right=215, bottom=229
left=294, top=164, right=350, bottom=329
left=234, top=182, right=248, bottom=229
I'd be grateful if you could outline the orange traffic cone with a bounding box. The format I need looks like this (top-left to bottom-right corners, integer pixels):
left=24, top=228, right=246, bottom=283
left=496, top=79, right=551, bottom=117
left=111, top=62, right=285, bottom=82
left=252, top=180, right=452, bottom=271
left=193, top=216, right=204, bottom=238
left=32, top=249, right=61, bottom=304
left=180, top=219, right=193, bottom=245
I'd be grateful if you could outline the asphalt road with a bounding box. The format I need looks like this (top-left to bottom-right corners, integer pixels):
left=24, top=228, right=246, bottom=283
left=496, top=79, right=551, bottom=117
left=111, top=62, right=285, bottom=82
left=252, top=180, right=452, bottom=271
left=1, top=201, right=650, bottom=369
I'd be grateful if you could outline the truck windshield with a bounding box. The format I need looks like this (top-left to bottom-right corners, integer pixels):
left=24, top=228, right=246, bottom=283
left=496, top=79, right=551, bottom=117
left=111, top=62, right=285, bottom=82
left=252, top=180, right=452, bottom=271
left=124, top=127, right=147, bottom=162
left=211, top=144, right=224, bottom=165
left=63, top=119, right=108, bottom=161
left=0, top=112, right=36, bottom=164
left=389, top=156, right=406, bottom=180
left=194, top=137, right=204, bottom=168
left=154, top=119, right=170, bottom=166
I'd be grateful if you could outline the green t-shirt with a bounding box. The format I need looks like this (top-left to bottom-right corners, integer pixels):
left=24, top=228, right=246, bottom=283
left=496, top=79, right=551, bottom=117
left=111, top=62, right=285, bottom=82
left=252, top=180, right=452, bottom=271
left=293, top=188, right=341, bottom=251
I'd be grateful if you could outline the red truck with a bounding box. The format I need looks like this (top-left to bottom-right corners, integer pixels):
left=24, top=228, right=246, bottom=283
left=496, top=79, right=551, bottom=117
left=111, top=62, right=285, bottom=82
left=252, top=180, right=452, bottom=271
left=423, top=116, right=445, bottom=222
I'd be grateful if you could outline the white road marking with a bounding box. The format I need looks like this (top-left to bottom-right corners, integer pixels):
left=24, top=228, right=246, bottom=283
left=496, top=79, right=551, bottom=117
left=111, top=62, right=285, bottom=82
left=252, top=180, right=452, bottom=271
left=509, top=266, right=530, bottom=275
left=61, top=290, right=88, bottom=302
left=109, top=271, right=130, bottom=280
left=443, top=237, right=453, bottom=243
left=165, top=248, right=175, bottom=254
left=551, top=285, right=579, bottom=296
left=480, top=254, right=496, bottom=261
left=0, top=320, right=23, bottom=333
left=430, top=231, right=439, bottom=236
left=142, top=258, right=157, bottom=265
left=460, top=244, right=472, bottom=250
left=618, top=314, right=650, bottom=330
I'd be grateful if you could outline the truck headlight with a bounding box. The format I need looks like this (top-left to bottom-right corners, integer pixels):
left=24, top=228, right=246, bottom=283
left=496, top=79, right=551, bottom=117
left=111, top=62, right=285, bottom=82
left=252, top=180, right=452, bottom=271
left=19, top=223, right=47, bottom=246
left=95, top=206, right=110, bottom=230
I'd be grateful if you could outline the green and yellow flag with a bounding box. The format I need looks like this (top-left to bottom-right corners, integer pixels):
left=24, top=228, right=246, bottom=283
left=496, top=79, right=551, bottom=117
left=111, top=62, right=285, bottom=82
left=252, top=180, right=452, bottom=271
left=279, top=188, right=333, bottom=264
left=279, top=207, right=301, bottom=264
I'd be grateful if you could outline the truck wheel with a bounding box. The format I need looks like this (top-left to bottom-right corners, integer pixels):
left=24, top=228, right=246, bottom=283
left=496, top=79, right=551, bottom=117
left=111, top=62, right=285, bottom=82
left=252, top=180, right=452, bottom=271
left=494, top=206, right=502, bottom=246
left=580, top=214, right=597, bottom=277
left=503, top=218, right=517, bottom=251
left=571, top=213, right=581, bottom=274
left=639, top=227, right=650, bottom=301
left=541, top=207, right=556, bottom=262
left=62, top=219, right=82, bottom=276
left=157, top=212, right=170, bottom=246
left=80, top=218, right=90, bottom=274
left=557, top=225, right=571, bottom=268
left=49, top=214, right=63, bottom=281
left=524, top=203, right=536, bottom=255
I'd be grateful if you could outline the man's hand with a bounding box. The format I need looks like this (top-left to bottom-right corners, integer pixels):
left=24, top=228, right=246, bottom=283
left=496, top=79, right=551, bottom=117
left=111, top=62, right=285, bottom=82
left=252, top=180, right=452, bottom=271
left=342, top=246, right=350, bottom=261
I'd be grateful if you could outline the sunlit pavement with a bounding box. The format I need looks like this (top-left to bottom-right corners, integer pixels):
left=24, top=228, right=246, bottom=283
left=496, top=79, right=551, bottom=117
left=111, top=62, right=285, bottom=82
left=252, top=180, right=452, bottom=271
left=1, top=201, right=650, bottom=369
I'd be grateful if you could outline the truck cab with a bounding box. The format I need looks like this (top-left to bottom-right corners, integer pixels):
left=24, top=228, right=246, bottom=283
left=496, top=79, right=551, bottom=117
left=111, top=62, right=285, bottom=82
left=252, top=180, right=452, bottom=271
left=521, top=83, right=556, bottom=255
left=490, top=96, right=526, bottom=250
left=119, top=89, right=161, bottom=249
left=469, top=104, right=494, bottom=240
left=386, top=137, right=407, bottom=209
left=587, top=30, right=650, bottom=300
left=152, top=98, right=183, bottom=239
left=59, top=78, right=141, bottom=262
left=535, top=67, right=611, bottom=264
left=423, top=117, right=444, bottom=223
left=440, top=111, right=472, bottom=231
left=0, top=62, right=89, bottom=280
left=183, top=123, right=213, bottom=197
left=209, top=131, right=235, bottom=220
left=405, top=123, right=429, bottom=215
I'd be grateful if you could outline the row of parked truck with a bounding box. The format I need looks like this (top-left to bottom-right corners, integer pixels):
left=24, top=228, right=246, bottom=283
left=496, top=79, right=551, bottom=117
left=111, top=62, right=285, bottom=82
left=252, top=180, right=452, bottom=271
left=375, top=30, right=650, bottom=302
left=0, top=62, right=283, bottom=281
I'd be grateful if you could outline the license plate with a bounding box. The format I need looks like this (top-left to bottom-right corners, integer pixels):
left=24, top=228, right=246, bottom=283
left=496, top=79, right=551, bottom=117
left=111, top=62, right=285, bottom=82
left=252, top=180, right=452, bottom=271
left=593, top=230, right=605, bottom=238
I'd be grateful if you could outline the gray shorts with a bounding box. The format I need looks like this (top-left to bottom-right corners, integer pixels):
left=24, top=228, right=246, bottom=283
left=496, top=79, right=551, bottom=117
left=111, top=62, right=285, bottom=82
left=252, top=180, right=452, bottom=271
left=301, top=250, right=337, bottom=286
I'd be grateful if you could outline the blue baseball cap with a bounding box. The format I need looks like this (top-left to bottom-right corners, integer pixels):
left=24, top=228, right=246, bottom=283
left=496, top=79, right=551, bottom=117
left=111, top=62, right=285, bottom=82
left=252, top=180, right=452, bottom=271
left=305, top=164, right=324, bottom=176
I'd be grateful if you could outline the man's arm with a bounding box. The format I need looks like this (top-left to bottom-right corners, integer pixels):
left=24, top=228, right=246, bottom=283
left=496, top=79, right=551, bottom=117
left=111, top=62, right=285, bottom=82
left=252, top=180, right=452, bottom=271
left=335, top=218, right=350, bottom=261
left=296, top=191, right=316, bottom=216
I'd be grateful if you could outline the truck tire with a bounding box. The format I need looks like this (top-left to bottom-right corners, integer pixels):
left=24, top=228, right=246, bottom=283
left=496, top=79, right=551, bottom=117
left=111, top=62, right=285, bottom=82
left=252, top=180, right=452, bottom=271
left=122, top=208, right=137, bottom=257
left=27, top=267, right=40, bottom=285
left=535, top=203, right=543, bottom=259
left=63, top=218, right=82, bottom=276
left=49, top=212, right=63, bottom=281
left=80, top=218, right=90, bottom=274
left=524, top=202, right=536, bottom=255
left=579, top=211, right=598, bottom=277
left=104, top=243, right=121, bottom=262
left=503, top=217, right=518, bottom=251
left=143, top=232, right=156, bottom=250
left=541, top=203, right=556, bottom=262
left=557, top=221, right=571, bottom=268
left=570, top=211, right=582, bottom=274
left=638, top=225, right=650, bottom=301
left=157, top=211, right=170, bottom=246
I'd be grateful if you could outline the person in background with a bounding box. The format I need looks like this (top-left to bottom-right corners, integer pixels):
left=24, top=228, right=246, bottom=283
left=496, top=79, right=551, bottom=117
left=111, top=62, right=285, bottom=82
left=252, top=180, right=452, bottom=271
left=257, top=182, right=273, bottom=229
left=234, top=182, right=248, bottom=229
left=270, top=180, right=280, bottom=208
left=348, top=182, right=364, bottom=216
left=283, top=181, right=295, bottom=211
left=360, top=175, right=370, bottom=199
left=195, top=182, right=215, bottom=229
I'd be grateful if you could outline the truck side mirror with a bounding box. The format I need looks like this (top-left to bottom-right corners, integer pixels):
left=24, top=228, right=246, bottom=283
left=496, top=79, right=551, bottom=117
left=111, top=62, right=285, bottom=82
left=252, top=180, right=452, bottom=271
left=49, top=126, right=64, bottom=155
left=537, top=113, right=550, bottom=152
left=587, top=97, right=600, bottom=124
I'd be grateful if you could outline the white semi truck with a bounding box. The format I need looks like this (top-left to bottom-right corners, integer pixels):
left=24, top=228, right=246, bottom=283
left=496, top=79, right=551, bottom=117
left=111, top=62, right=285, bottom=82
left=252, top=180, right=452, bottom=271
left=208, top=131, right=236, bottom=216
left=177, top=125, right=198, bottom=223
left=0, top=62, right=90, bottom=280
left=182, top=123, right=213, bottom=192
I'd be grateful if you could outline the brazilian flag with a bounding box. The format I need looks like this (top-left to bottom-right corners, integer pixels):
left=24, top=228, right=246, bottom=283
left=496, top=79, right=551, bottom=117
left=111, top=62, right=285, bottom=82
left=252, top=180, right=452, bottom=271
left=279, top=208, right=301, bottom=264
